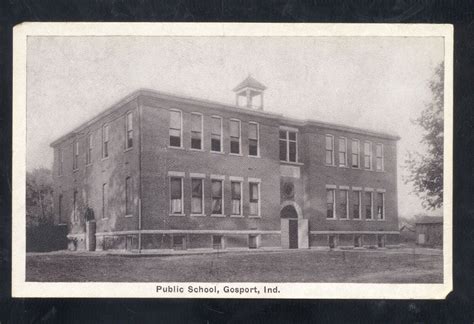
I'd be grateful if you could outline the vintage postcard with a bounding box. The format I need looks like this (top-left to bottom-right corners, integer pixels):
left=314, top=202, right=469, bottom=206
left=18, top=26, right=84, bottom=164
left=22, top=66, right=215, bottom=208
left=12, top=23, right=452, bottom=298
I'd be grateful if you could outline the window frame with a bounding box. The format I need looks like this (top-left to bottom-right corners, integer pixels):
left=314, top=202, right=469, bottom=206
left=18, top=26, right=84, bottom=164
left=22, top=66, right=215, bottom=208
left=325, top=134, right=335, bottom=166
left=125, top=111, right=133, bottom=150
left=229, top=119, right=242, bottom=155
left=338, top=137, right=348, bottom=167
left=58, top=194, right=64, bottom=224
left=351, top=139, right=360, bottom=168
left=73, top=190, right=78, bottom=222
left=248, top=121, right=260, bottom=157
left=375, top=143, right=384, bottom=171
left=230, top=179, right=243, bottom=217
left=72, top=140, right=79, bottom=171
left=125, top=176, right=133, bottom=217
left=339, top=189, right=349, bottom=219
left=210, top=116, right=223, bottom=153
left=352, top=190, right=362, bottom=220
left=326, top=188, right=336, bottom=219
left=190, top=177, right=205, bottom=216
left=102, top=183, right=108, bottom=219
left=364, top=190, right=373, bottom=220
left=58, top=148, right=63, bottom=176
left=364, top=141, right=373, bottom=170
left=279, top=128, right=299, bottom=163
left=190, top=112, right=204, bottom=151
left=102, top=124, right=109, bottom=159
left=169, top=175, right=184, bottom=216
left=86, top=133, right=93, bottom=165
left=210, top=177, right=225, bottom=216
left=248, top=180, right=261, bottom=217
left=376, top=191, right=385, bottom=220
left=169, top=109, right=183, bottom=148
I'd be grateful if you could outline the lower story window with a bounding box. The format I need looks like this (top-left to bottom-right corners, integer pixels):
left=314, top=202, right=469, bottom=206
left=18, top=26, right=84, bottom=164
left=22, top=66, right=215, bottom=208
left=170, top=177, right=183, bottom=214
left=365, top=191, right=373, bottom=220
left=248, top=234, right=258, bottom=249
left=377, top=192, right=385, bottom=220
left=172, top=235, right=186, bottom=250
left=328, top=235, right=336, bottom=249
left=212, top=235, right=223, bottom=249
left=191, top=178, right=203, bottom=214
left=354, top=235, right=363, bottom=247
left=353, top=191, right=361, bottom=219
left=326, top=189, right=335, bottom=219
left=231, top=181, right=242, bottom=215
left=249, top=182, right=260, bottom=216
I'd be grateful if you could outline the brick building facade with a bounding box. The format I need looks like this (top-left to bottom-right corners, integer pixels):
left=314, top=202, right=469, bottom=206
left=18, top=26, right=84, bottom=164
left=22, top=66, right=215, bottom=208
left=51, top=76, right=400, bottom=251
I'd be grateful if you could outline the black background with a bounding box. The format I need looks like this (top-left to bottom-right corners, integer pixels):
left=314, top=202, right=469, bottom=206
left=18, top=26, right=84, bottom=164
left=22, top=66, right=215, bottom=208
left=0, top=1, right=473, bottom=323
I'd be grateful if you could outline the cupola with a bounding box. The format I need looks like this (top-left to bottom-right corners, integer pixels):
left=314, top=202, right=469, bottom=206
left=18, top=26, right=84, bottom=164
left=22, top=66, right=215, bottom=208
left=233, top=75, right=266, bottom=110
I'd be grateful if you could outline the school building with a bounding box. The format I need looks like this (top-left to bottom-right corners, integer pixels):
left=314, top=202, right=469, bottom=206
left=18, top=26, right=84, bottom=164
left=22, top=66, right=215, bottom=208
left=50, top=76, right=400, bottom=251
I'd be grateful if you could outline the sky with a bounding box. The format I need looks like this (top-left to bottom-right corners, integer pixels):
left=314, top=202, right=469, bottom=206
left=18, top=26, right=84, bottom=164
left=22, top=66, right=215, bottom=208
left=26, top=36, right=445, bottom=217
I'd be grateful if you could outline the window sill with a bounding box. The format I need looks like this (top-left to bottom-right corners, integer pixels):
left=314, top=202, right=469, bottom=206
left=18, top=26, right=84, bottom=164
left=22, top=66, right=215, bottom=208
left=230, top=214, right=244, bottom=218
left=375, top=170, right=385, bottom=173
left=101, top=218, right=108, bottom=221
left=101, top=157, right=110, bottom=161
left=189, top=148, right=204, bottom=152
left=124, top=147, right=133, bottom=153
left=248, top=215, right=261, bottom=218
left=229, top=153, right=243, bottom=157
left=365, top=219, right=376, bottom=221
left=338, top=165, right=349, bottom=168
left=211, top=214, right=226, bottom=218
left=339, top=218, right=350, bottom=221
left=190, top=214, right=206, bottom=217
left=169, top=213, right=185, bottom=217
left=168, top=145, right=185, bottom=150
left=210, top=151, right=225, bottom=155
left=352, top=218, right=363, bottom=221
left=326, top=218, right=337, bottom=221
left=351, top=166, right=361, bottom=169
left=324, top=163, right=337, bottom=167
left=73, top=168, right=79, bottom=173
left=248, top=154, right=260, bottom=158
left=125, top=214, right=134, bottom=218
left=280, top=161, right=304, bottom=166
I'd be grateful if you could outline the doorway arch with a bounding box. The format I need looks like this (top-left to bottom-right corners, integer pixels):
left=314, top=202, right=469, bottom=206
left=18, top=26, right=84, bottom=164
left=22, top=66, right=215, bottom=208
left=280, top=201, right=302, bottom=219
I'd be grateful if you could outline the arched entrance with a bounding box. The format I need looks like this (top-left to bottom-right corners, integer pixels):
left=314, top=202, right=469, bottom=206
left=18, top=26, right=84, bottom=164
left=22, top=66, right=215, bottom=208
left=280, top=202, right=307, bottom=249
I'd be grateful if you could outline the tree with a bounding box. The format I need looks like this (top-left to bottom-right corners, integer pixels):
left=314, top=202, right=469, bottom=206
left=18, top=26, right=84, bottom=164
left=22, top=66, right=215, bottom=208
left=26, top=168, right=54, bottom=227
left=404, top=62, right=444, bottom=210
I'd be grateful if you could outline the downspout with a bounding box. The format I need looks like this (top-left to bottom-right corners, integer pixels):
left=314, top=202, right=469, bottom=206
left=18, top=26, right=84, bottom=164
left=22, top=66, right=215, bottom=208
left=138, top=98, right=143, bottom=253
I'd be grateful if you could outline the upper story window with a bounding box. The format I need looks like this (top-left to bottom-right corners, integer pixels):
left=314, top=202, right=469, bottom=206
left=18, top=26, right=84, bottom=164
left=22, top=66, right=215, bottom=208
left=376, top=143, right=384, bottom=171
left=191, top=113, right=203, bottom=150
left=351, top=139, right=360, bottom=168
left=338, top=137, right=347, bottom=167
left=73, top=141, right=79, bottom=171
left=58, top=148, right=63, bottom=176
left=364, top=141, right=372, bottom=170
left=169, top=110, right=182, bottom=148
left=211, top=116, right=222, bottom=153
left=125, top=112, right=133, bottom=149
left=325, top=135, right=334, bottom=165
left=279, top=129, right=298, bottom=163
left=230, top=119, right=241, bottom=154
left=102, top=124, right=109, bottom=158
left=248, top=122, right=259, bottom=156
left=86, top=134, right=92, bottom=165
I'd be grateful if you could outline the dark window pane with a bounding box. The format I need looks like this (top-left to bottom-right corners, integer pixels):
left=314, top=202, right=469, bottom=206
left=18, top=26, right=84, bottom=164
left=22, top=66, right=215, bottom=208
left=211, top=138, right=221, bottom=152
left=289, top=142, right=296, bottom=162
left=191, top=137, right=201, bottom=150
left=170, top=136, right=181, bottom=147
left=230, top=140, right=240, bottom=154
left=279, top=140, right=287, bottom=161
left=279, top=130, right=287, bottom=139
left=288, top=131, right=296, bottom=141
left=249, top=140, right=258, bottom=156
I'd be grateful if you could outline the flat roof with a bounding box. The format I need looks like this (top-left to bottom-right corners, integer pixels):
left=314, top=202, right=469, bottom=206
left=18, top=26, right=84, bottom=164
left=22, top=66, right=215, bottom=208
left=50, top=88, right=401, bottom=147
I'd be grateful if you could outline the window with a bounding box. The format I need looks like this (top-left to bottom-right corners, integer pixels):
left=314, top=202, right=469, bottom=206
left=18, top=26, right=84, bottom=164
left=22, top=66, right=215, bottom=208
left=172, top=235, right=186, bottom=250
left=248, top=122, right=259, bottom=156
left=351, top=139, right=360, bottom=168
left=326, top=189, right=335, bottom=219
left=211, top=179, right=224, bottom=215
left=125, top=177, right=133, bottom=216
left=338, top=138, right=347, bottom=166
left=377, top=192, right=385, bottom=220
left=102, top=124, right=109, bottom=158
left=339, top=190, right=348, bottom=219
left=169, top=110, right=182, bottom=147
left=354, top=235, right=362, bottom=247
left=125, top=112, right=133, bottom=149
left=191, top=178, right=204, bottom=214
left=279, top=130, right=297, bottom=162
left=353, top=191, right=361, bottom=219
left=211, top=116, right=222, bottom=152
left=325, top=135, right=334, bottom=165
left=230, top=119, right=241, bottom=154
left=73, top=141, right=79, bottom=170
left=58, top=194, right=63, bottom=224
left=231, top=181, right=242, bottom=215
left=213, top=235, right=223, bottom=249
left=376, top=143, right=384, bottom=171
left=102, top=183, right=108, bottom=219
left=249, top=182, right=260, bottom=216
left=58, top=148, right=63, bottom=176
left=328, top=235, right=336, bottom=249
left=191, top=113, right=203, bottom=150
left=73, top=190, right=78, bottom=222
left=364, top=141, right=372, bottom=170
left=86, top=134, right=93, bottom=165
left=365, top=191, right=373, bottom=219
left=170, top=177, right=183, bottom=214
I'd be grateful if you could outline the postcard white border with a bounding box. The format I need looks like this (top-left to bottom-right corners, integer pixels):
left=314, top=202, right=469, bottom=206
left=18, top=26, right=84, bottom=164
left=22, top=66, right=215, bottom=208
left=12, top=22, right=453, bottom=299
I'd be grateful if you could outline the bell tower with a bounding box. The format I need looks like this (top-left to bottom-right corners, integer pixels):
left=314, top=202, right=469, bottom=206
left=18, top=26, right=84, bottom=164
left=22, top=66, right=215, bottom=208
left=233, top=75, right=266, bottom=110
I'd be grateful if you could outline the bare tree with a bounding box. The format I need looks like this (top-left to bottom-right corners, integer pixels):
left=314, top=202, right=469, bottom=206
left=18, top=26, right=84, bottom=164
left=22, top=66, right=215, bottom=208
left=26, top=168, right=54, bottom=227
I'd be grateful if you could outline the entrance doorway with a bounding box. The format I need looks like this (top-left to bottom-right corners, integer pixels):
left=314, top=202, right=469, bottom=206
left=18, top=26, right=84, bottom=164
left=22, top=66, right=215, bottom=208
left=280, top=204, right=299, bottom=249
left=289, top=219, right=298, bottom=249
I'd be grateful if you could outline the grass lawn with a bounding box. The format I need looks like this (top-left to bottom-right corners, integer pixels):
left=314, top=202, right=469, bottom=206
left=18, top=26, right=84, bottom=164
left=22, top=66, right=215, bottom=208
left=26, top=249, right=443, bottom=283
